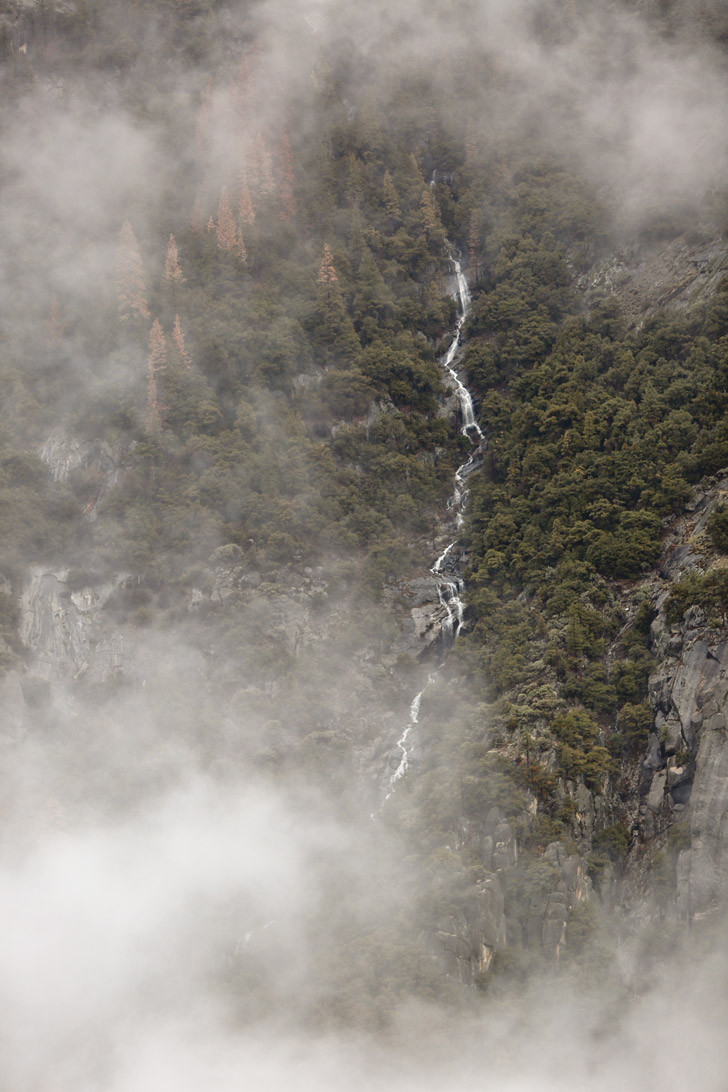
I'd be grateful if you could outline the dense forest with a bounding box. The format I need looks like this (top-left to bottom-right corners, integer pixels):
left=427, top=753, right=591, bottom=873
left=1, top=0, right=728, bottom=1088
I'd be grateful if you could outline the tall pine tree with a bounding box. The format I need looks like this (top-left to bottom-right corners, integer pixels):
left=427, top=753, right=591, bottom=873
left=165, top=234, right=185, bottom=286
left=315, top=244, right=359, bottom=365
left=216, top=187, right=238, bottom=253
left=239, top=174, right=255, bottom=224
left=145, top=319, right=167, bottom=434
left=116, top=221, right=150, bottom=324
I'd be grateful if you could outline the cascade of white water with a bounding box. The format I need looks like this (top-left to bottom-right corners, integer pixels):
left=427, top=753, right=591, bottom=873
left=381, top=687, right=426, bottom=805
left=427, top=249, right=484, bottom=646
left=433, top=541, right=456, bottom=571
left=233, top=919, right=276, bottom=957
left=441, top=255, right=484, bottom=445
left=431, top=541, right=465, bottom=641
left=392, top=689, right=423, bottom=783
left=379, top=238, right=484, bottom=805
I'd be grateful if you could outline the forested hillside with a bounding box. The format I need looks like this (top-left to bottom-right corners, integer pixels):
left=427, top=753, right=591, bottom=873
left=1, top=0, right=728, bottom=1088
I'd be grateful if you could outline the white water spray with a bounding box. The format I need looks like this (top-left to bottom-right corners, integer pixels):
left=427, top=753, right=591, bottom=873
left=380, top=241, right=484, bottom=805
left=441, top=256, right=483, bottom=445
left=380, top=673, right=441, bottom=807
left=427, top=249, right=484, bottom=648
left=383, top=689, right=424, bottom=803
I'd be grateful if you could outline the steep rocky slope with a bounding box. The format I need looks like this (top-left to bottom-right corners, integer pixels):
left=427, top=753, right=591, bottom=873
left=630, top=475, right=728, bottom=923
left=577, top=232, right=728, bottom=328
left=7, top=259, right=728, bottom=993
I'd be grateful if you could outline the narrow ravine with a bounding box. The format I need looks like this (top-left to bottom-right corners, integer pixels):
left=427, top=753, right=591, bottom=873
left=381, top=247, right=484, bottom=802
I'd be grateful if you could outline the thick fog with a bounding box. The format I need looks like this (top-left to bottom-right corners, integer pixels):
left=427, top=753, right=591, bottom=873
left=2, top=0, right=727, bottom=344
left=1, top=0, right=728, bottom=1088
left=3, top=717, right=728, bottom=1090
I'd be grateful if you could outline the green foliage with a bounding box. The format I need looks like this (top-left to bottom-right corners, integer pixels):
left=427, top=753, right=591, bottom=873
left=650, top=819, right=692, bottom=908
left=459, top=749, right=526, bottom=821
left=463, top=252, right=728, bottom=644
left=551, top=708, right=611, bottom=790
left=616, top=701, right=653, bottom=756
left=588, top=823, right=630, bottom=885
left=667, top=818, right=692, bottom=852
left=566, top=899, right=602, bottom=953
left=666, top=569, right=728, bottom=625
left=2, top=0, right=727, bottom=1003
left=707, top=504, right=728, bottom=553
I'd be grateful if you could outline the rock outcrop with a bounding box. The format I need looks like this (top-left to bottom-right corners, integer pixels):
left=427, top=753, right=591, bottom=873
left=20, top=567, right=127, bottom=683
left=631, top=475, right=728, bottom=922
left=40, top=434, right=128, bottom=521
left=433, top=874, right=506, bottom=982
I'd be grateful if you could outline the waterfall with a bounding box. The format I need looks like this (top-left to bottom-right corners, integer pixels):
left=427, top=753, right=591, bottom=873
left=380, top=243, right=484, bottom=803
left=441, top=255, right=483, bottom=445
left=431, top=543, right=465, bottom=642
left=429, top=248, right=484, bottom=652
left=383, top=688, right=424, bottom=803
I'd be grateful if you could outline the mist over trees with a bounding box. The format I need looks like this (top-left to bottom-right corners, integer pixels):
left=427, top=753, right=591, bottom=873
left=0, top=0, right=728, bottom=1089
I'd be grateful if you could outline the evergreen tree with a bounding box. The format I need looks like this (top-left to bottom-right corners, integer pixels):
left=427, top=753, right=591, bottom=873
left=464, top=118, right=478, bottom=172
left=315, top=244, right=359, bottom=364
left=164, top=234, right=185, bottom=286
left=382, top=170, right=401, bottom=224
left=0, top=19, right=12, bottom=64
left=238, top=173, right=255, bottom=224
left=172, top=314, right=191, bottom=371
left=216, top=187, right=236, bottom=252
left=317, top=243, right=338, bottom=285
left=254, top=132, right=275, bottom=197
left=215, top=187, right=243, bottom=257
left=468, top=210, right=480, bottom=282
left=190, top=193, right=204, bottom=233
left=277, top=131, right=296, bottom=222
left=231, top=46, right=258, bottom=124
left=145, top=318, right=167, bottom=434
left=115, top=221, right=150, bottom=323
left=420, top=186, right=439, bottom=236
left=35, top=0, right=55, bottom=51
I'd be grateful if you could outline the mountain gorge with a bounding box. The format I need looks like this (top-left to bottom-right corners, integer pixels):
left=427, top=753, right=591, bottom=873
left=1, top=0, right=728, bottom=1087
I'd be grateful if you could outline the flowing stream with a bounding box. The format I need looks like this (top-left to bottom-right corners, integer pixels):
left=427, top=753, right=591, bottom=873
left=382, top=247, right=484, bottom=801
left=428, top=248, right=484, bottom=655
left=382, top=687, right=427, bottom=804
left=441, top=254, right=485, bottom=524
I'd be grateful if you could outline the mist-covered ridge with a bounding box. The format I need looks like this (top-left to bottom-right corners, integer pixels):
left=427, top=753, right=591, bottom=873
left=1, top=0, right=728, bottom=1088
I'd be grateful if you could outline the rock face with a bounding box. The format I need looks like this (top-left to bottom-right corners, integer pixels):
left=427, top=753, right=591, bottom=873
left=633, top=476, right=728, bottom=922
left=643, top=623, right=728, bottom=919
left=384, top=571, right=457, bottom=660
left=687, top=708, right=728, bottom=919
left=434, top=875, right=506, bottom=982
left=432, top=809, right=513, bottom=983
left=20, top=567, right=127, bottom=682
left=540, top=843, right=591, bottom=961
left=17, top=431, right=728, bottom=987
left=436, top=808, right=596, bottom=980
left=438, top=472, right=728, bottom=971
left=641, top=611, right=728, bottom=917
left=40, top=434, right=127, bottom=520
left=576, top=233, right=728, bottom=328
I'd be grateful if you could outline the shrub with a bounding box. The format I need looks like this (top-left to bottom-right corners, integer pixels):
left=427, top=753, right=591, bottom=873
left=707, top=504, right=728, bottom=554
